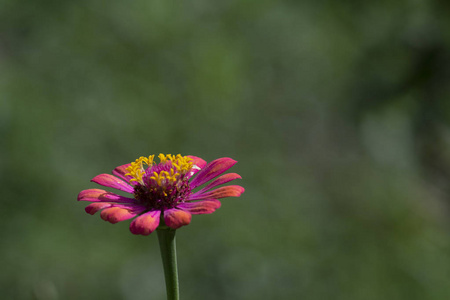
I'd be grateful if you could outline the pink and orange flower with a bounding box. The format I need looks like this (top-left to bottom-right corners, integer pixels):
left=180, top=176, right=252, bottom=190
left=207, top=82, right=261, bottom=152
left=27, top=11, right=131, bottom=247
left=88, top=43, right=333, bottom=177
left=77, top=154, right=244, bottom=235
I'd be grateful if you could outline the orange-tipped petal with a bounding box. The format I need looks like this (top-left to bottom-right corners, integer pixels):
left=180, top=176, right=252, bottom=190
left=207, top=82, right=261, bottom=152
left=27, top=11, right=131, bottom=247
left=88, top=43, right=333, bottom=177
left=178, top=199, right=221, bottom=215
left=100, top=207, right=139, bottom=224
left=188, top=185, right=245, bottom=201
left=130, top=211, right=161, bottom=235
left=77, top=189, right=135, bottom=203
left=85, top=202, right=113, bottom=215
left=163, top=209, right=192, bottom=229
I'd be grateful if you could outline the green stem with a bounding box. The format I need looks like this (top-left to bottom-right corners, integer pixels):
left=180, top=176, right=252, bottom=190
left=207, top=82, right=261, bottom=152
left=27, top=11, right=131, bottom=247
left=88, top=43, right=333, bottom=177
left=157, top=228, right=179, bottom=300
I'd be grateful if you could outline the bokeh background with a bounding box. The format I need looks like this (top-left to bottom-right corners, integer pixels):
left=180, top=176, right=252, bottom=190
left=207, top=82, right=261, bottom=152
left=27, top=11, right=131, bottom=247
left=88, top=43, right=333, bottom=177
left=2, top=1, right=450, bottom=299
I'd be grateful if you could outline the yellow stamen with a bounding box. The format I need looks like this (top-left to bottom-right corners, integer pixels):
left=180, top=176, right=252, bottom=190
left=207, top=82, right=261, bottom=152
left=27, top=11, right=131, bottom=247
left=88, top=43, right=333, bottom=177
left=125, top=153, right=194, bottom=186
left=125, top=156, right=155, bottom=184
left=158, top=154, right=168, bottom=163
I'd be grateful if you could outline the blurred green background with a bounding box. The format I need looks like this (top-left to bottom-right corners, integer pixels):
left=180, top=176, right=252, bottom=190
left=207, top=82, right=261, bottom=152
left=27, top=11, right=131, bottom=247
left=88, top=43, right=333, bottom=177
left=2, top=0, right=450, bottom=299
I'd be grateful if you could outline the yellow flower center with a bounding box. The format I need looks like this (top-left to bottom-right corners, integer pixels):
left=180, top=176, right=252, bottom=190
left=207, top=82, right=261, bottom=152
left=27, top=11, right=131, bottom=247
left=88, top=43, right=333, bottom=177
left=125, top=154, right=193, bottom=186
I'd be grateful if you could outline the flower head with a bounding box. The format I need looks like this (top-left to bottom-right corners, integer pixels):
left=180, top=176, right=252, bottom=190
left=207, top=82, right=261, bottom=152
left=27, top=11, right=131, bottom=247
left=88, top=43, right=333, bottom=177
left=78, top=154, right=244, bottom=235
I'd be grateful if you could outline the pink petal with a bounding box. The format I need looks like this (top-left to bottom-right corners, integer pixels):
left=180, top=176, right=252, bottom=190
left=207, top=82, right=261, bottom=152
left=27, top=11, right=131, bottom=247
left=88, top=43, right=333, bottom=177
left=91, top=174, right=134, bottom=193
left=186, top=155, right=207, bottom=178
left=188, top=185, right=245, bottom=201
left=197, top=173, right=242, bottom=193
left=77, top=189, right=135, bottom=203
left=189, top=157, right=237, bottom=189
left=85, top=202, right=112, bottom=215
left=112, top=163, right=134, bottom=183
left=130, top=210, right=161, bottom=235
left=86, top=202, right=145, bottom=216
left=177, top=199, right=221, bottom=215
left=100, top=207, right=141, bottom=224
left=163, top=209, right=192, bottom=229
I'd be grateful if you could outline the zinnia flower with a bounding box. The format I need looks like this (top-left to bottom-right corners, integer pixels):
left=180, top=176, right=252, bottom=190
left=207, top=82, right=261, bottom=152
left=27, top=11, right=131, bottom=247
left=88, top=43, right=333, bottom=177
left=77, top=154, right=244, bottom=235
